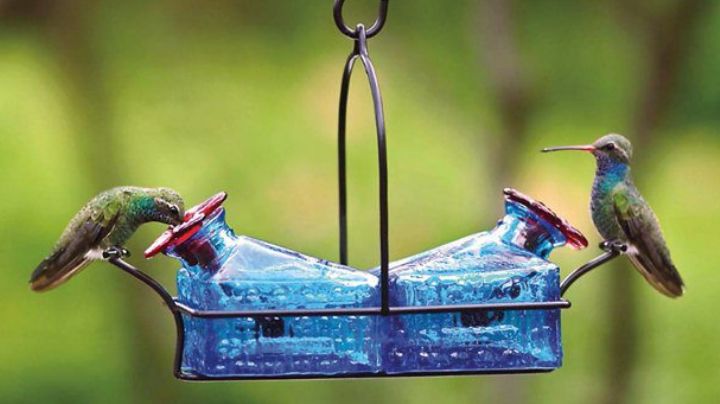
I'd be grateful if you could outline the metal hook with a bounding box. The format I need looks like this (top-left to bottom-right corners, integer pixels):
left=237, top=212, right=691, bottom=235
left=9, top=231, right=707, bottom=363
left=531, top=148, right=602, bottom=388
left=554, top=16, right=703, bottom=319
left=334, top=0, right=389, bottom=39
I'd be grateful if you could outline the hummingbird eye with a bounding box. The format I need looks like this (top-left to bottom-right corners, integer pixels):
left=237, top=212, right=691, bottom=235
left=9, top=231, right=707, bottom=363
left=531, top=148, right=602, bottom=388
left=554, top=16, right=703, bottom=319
left=603, top=143, right=616, bottom=151
left=169, top=205, right=179, bottom=215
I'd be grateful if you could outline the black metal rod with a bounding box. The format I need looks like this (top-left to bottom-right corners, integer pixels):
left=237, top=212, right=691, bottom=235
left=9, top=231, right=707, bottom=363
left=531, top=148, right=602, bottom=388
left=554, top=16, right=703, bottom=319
left=337, top=23, right=390, bottom=315
left=173, top=299, right=570, bottom=319
left=337, top=51, right=355, bottom=266
left=106, top=258, right=186, bottom=379
left=177, top=366, right=554, bottom=382
left=560, top=249, right=622, bottom=297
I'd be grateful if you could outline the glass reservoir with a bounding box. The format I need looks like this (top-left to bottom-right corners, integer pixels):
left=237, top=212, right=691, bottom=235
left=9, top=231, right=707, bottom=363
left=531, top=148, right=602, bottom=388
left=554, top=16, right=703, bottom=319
left=157, top=201, right=380, bottom=377
left=145, top=189, right=586, bottom=378
left=379, top=189, right=587, bottom=374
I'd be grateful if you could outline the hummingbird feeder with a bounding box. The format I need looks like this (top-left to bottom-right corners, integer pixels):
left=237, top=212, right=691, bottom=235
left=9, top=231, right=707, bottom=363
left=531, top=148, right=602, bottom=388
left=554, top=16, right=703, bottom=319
left=99, top=0, right=626, bottom=381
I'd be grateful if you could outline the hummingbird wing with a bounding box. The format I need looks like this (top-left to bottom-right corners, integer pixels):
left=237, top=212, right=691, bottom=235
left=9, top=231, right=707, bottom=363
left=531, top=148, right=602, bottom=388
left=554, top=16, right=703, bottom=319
left=612, top=184, right=684, bottom=297
left=30, top=209, right=121, bottom=292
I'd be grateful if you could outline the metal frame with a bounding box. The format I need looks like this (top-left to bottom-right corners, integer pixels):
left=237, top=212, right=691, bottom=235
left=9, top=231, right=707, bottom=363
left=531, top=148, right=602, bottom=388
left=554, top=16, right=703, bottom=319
left=336, top=15, right=390, bottom=314
left=104, top=0, right=626, bottom=381
left=108, top=249, right=618, bottom=381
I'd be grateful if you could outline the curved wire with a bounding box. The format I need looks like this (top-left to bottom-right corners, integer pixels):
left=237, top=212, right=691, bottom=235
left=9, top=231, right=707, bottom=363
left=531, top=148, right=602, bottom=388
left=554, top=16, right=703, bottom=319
left=333, top=0, right=389, bottom=39
left=560, top=245, right=624, bottom=297
left=337, top=24, right=390, bottom=314
left=107, top=258, right=186, bottom=379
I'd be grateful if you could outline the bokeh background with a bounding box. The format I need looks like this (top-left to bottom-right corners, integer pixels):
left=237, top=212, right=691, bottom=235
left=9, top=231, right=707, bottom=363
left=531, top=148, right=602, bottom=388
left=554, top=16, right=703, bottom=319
left=1, top=1, right=718, bottom=403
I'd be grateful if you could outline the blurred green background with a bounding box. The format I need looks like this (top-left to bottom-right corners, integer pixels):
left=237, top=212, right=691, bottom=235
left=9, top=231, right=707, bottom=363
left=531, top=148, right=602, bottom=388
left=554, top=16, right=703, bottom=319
left=1, top=1, right=718, bottom=403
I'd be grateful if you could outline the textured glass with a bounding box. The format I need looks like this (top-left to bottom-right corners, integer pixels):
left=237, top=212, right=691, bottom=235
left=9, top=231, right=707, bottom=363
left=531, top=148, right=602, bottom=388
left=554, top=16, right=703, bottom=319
left=169, top=197, right=567, bottom=378
left=380, top=200, right=565, bottom=374
left=172, top=210, right=380, bottom=377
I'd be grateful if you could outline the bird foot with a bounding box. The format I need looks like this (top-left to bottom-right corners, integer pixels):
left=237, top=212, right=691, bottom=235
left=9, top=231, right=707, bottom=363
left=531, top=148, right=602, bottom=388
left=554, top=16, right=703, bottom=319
left=102, top=246, right=131, bottom=260
left=599, top=239, right=628, bottom=254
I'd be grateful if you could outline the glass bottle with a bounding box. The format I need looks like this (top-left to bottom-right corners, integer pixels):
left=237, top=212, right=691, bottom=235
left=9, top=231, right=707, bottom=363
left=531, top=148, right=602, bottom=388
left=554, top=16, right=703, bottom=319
left=149, top=193, right=381, bottom=377
left=381, top=189, right=587, bottom=374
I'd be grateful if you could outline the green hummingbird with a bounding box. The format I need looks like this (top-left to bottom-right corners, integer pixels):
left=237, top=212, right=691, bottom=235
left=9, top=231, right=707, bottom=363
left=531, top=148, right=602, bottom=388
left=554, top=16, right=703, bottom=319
left=30, top=186, right=185, bottom=292
left=542, top=134, right=684, bottom=297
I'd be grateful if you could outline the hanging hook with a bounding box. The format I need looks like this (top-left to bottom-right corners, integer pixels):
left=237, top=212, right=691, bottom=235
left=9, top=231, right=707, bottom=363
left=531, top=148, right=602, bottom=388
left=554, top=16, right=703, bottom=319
left=336, top=20, right=389, bottom=314
left=334, top=0, right=389, bottom=39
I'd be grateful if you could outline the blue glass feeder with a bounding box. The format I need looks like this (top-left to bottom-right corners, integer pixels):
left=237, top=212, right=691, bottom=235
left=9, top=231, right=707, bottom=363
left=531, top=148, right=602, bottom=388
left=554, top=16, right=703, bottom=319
left=123, top=188, right=613, bottom=380
left=169, top=211, right=381, bottom=377
left=378, top=189, right=588, bottom=374
left=143, top=193, right=383, bottom=378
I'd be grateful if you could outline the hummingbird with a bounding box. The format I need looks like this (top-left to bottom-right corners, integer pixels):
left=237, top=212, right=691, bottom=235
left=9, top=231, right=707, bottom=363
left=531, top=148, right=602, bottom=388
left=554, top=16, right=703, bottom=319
left=542, top=134, right=684, bottom=297
left=30, top=186, right=185, bottom=292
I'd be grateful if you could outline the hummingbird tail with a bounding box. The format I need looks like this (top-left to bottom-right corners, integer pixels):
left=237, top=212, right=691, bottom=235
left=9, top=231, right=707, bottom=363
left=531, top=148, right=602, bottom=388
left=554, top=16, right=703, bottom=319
left=30, top=250, right=93, bottom=292
left=627, top=250, right=684, bottom=298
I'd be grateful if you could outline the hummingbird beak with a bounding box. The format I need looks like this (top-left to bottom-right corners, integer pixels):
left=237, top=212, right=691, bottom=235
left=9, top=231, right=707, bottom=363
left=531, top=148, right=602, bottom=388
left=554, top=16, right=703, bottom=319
left=541, top=145, right=596, bottom=153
